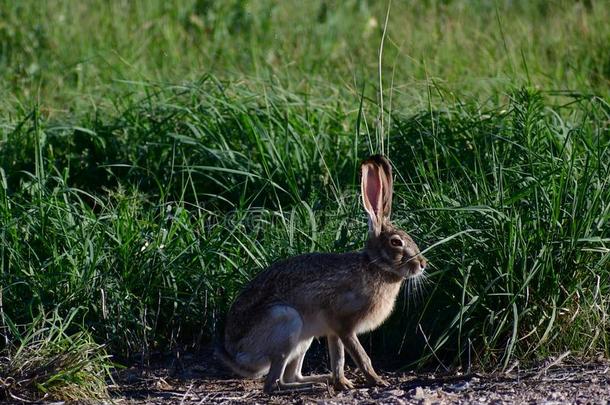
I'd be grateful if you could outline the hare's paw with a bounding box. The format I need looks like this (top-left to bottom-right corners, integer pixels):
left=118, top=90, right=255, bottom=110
left=264, top=380, right=316, bottom=394
left=332, top=376, right=355, bottom=391
left=366, top=375, right=389, bottom=388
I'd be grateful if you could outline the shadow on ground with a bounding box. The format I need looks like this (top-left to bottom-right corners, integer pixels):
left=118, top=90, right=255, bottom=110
left=112, top=348, right=610, bottom=404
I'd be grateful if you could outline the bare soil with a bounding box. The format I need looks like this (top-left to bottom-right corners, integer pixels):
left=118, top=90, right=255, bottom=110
left=112, top=350, right=610, bottom=404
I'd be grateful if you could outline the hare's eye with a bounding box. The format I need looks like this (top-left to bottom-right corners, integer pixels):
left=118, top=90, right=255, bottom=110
left=390, top=237, right=403, bottom=247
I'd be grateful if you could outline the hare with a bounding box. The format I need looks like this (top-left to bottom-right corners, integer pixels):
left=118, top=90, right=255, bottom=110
left=216, top=155, right=427, bottom=393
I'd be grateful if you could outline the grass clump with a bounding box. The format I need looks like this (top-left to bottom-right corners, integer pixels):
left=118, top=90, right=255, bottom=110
left=0, top=309, right=113, bottom=402
left=1, top=80, right=608, bottom=369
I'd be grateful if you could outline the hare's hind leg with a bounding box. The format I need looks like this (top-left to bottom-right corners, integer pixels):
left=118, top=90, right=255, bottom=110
left=283, top=338, right=330, bottom=385
left=264, top=354, right=319, bottom=393
left=260, top=306, right=318, bottom=393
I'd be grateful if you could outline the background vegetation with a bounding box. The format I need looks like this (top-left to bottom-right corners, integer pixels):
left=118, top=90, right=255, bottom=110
left=1, top=0, right=609, bottom=399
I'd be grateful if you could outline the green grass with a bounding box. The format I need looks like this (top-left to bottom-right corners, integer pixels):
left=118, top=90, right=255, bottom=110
left=0, top=309, right=113, bottom=401
left=1, top=0, right=609, bottom=112
left=1, top=0, right=609, bottom=399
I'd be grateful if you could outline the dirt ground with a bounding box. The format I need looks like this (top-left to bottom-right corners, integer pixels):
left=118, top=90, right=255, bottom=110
left=112, top=351, right=610, bottom=404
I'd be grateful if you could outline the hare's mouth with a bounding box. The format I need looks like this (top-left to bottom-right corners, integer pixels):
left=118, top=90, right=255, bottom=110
left=407, top=263, right=423, bottom=278
left=401, top=257, right=425, bottom=279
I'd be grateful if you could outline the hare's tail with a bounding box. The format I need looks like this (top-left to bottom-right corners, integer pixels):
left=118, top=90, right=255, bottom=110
left=214, top=342, right=265, bottom=379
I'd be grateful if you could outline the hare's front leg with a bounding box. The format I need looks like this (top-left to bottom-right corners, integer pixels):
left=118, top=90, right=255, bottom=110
left=340, top=333, right=389, bottom=387
left=327, top=335, right=354, bottom=390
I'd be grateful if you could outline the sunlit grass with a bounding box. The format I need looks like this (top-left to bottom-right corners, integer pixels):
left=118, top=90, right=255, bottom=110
left=0, top=310, right=113, bottom=401
left=1, top=1, right=608, bottom=113
left=1, top=81, right=608, bottom=370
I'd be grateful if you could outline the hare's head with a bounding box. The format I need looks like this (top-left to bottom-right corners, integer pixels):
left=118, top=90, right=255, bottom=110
left=361, top=155, right=426, bottom=279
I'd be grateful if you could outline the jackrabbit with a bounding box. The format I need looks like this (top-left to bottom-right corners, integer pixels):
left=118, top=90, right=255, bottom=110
left=216, top=155, right=427, bottom=393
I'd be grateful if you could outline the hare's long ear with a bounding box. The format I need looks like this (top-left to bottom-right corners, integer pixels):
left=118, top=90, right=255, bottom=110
left=376, top=155, right=393, bottom=219
left=361, top=158, right=384, bottom=236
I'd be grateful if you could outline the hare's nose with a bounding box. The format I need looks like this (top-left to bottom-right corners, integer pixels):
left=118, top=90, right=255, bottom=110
left=419, top=258, right=427, bottom=271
